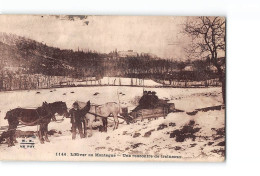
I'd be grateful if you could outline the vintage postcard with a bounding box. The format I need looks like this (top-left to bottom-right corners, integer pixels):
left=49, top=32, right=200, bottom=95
left=0, top=15, right=225, bottom=161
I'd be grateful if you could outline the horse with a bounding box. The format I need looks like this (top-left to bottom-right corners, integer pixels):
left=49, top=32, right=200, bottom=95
left=39, top=101, right=69, bottom=141
left=4, top=101, right=68, bottom=146
left=77, top=101, right=120, bottom=137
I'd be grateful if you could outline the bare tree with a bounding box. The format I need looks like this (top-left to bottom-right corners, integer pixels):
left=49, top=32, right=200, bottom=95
left=184, top=16, right=226, bottom=104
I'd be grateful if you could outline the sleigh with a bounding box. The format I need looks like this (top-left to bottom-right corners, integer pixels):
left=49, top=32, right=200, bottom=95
left=120, top=100, right=175, bottom=123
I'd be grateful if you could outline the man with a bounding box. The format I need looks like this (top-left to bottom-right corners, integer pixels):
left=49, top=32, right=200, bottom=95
left=138, top=91, right=149, bottom=108
left=139, top=91, right=159, bottom=109
left=150, top=91, right=159, bottom=108
left=68, top=101, right=90, bottom=140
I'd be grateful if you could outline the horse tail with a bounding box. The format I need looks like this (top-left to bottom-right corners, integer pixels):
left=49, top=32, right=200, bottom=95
left=4, top=108, right=21, bottom=120
left=4, top=111, right=11, bottom=120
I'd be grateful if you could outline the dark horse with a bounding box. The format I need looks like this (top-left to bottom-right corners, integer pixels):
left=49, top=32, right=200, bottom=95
left=4, top=101, right=69, bottom=147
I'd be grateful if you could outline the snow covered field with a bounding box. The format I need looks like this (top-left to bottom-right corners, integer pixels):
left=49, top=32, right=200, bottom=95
left=0, top=86, right=225, bottom=161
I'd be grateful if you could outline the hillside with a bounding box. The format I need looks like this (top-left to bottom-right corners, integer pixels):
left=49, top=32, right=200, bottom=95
left=0, top=32, right=221, bottom=88
left=0, top=32, right=102, bottom=76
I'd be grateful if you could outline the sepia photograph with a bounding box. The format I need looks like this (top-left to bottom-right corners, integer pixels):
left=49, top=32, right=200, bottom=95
left=0, top=15, right=225, bottom=161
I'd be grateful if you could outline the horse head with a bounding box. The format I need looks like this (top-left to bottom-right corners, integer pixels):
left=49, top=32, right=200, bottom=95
left=47, top=101, right=69, bottom=118
left=86, top=101, right=90, bottom=110
left=42, top=101, right=56, bottom=121
left=57, top=101, right=69, bottom=118
left=83, top=100, right=91, bottom=115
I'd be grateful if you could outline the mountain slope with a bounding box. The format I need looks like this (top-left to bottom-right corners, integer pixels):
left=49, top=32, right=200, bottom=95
left=0, top=32, right=99, bottom=76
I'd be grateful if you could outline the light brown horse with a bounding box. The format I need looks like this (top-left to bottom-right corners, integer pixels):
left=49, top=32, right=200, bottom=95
left=77, top=101, right=120, bottom=137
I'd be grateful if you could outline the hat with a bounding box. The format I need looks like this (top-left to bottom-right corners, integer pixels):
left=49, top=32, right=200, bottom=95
left=73, top=102, right=79, bottom=106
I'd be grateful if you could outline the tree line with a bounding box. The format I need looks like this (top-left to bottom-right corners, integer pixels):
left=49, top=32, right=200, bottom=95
left=0, top=32, right=224, bottom=91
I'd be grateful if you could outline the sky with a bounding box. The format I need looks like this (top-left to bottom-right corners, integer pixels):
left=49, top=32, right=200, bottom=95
left=0, top=15, right=191, bottom=59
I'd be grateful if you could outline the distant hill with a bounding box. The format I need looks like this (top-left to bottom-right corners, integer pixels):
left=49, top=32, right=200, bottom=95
left=0, top=32, right=102, bottom=77
left=0, top=32, right=220, bottom=81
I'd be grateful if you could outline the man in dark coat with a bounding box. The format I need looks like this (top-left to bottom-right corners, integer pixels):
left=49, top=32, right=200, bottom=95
left=68, top=101, right=90, bottom=140
left=139, top=91, right=159, bottom=109
left=150, top=91, right=159, bottom=108
left=138, top=91, right=149, bottom=108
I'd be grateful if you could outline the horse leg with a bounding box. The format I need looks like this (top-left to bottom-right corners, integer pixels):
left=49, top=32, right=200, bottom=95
left=8, top=128, right=15, bottom=147
left=38, top=124, right=45, bottom=144
left=102, top=118, right=107, bottom=132
left=72, top=123, right=76, bottom=140
left=13, top=120, right=19, bottom=144
left=113, top=115, right=119, bottom=130
left=44, top=124, right=50, bottom=142
left=83, top=119, right=87, bottom=138
left=88, top=118, right=93, bottom=137
left=105, top=118, right=107, bottom=132
left=78, top=122, right=84, bottom=139
left=8, top=120, right=19, bottom=147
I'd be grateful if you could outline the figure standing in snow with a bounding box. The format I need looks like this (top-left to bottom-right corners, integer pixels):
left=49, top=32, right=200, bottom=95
left=68, top=101, right=90, bottom=140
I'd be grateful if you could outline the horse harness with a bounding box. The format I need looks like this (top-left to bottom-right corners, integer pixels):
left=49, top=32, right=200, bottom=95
left=18, top=108, right=54, bottom=126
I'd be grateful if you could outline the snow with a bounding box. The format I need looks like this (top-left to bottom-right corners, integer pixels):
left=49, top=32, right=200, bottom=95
left=0, top=85, right=225, bottom=161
